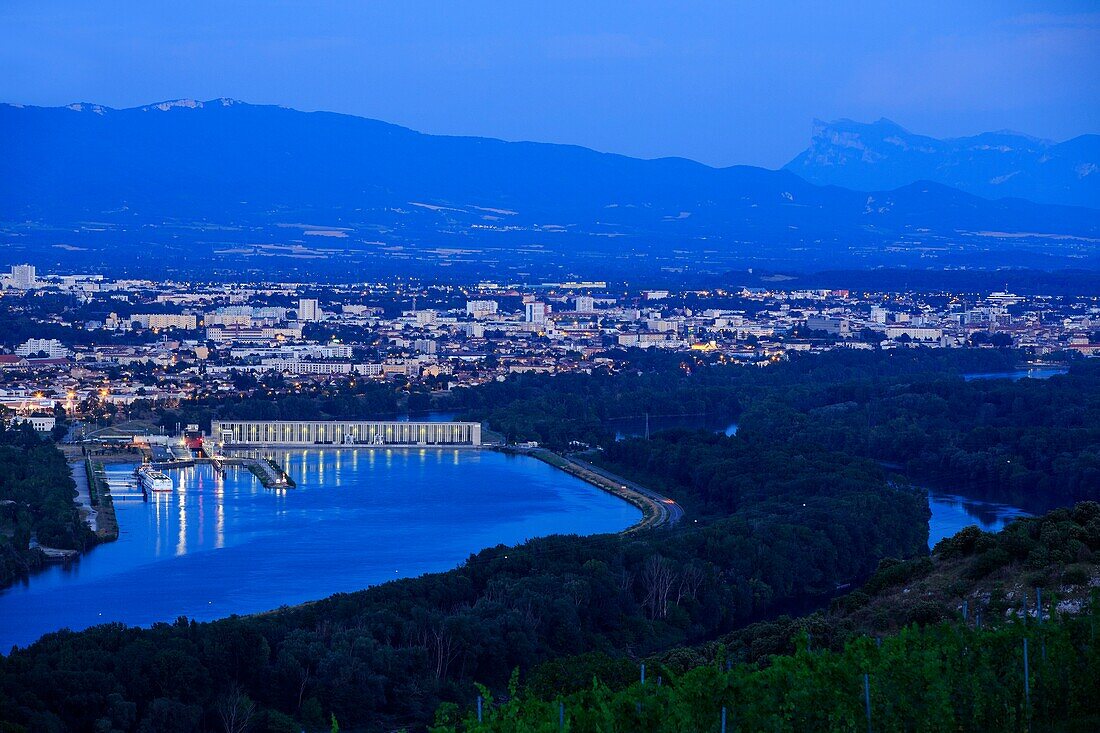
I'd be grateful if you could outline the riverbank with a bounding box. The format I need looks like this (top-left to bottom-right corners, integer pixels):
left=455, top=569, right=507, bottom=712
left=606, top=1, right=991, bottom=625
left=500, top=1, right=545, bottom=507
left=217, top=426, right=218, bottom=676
left=504, top=446, right=683, bottom=532
left=73, top=459, right=119, bottom=542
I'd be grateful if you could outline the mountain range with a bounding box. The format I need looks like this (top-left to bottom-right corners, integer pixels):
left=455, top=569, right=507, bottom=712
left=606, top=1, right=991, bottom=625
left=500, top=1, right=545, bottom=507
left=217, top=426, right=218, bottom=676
left=0, top=100, right=1097, bottom=279
left=785, top=118, right=1098, bottom=208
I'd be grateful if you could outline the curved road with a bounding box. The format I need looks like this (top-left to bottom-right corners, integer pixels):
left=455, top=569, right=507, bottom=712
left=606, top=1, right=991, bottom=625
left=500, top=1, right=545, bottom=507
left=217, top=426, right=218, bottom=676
left=519, top=447, right=684, bottom=530
left=570, top=455, right=685, bottom=526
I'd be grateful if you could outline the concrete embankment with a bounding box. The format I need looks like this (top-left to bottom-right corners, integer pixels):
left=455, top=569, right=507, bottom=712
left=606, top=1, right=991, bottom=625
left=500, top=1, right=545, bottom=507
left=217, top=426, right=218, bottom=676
left=69, top=459, right=118, bottom=542
left=504, top=447, right=683, bottom=533
left=242, top=457, right=296, bottom=489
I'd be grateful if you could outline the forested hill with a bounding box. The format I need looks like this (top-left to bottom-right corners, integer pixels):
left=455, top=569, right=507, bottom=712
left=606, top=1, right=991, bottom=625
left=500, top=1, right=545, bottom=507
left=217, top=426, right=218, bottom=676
left=439, top=504, right=1100, bottom=732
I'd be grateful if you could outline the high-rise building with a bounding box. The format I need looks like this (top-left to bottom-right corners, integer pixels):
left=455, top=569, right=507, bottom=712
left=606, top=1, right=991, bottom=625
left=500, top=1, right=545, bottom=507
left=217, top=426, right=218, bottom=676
left=575, top=296, right=595, bottom=313
left=465, top=300, right=499, bottom=318
left=11, top=264, right=36, bottom=289
left=298, top=298, right=320, bottom=322
left=525, top=302, right=548, bottom=324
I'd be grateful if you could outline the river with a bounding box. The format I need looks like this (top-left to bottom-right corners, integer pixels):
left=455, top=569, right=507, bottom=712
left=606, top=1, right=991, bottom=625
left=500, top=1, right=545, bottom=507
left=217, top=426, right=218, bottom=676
left=963, top=367, right=1067, bottom=382
left=0, top=449, right=639, bottom=651
left=0, top=435, right=1037, bottom=650
left=926, top=491, right=1031, bottom=548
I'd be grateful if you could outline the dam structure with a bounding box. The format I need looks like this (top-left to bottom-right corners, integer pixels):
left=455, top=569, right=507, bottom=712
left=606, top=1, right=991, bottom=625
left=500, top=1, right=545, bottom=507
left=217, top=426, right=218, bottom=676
left=211, top=420, right=482, bottom=448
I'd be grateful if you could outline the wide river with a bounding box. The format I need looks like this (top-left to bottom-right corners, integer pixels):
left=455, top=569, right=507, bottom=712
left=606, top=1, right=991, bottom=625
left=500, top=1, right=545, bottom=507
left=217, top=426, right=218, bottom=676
left=0, top=445, right=1035, bottom=651
left=0, top=449, right=640, bottom=651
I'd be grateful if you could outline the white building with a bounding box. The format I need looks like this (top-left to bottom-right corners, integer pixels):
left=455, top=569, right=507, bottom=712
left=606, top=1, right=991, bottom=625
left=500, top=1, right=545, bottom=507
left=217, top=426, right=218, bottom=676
left=11, top=415, right=56, bottom=432
left=575, top=295, right=596, bottom=313
left=11, top=264, right=36, bottom=289
left=806, top=315, right=850, bottom=336
left=261, top=359, right=354, bottom=375
left=15, top=338, right=71, bottom=359
left=466, top=300, right=499, bottom=318
left=413, top=339, right=437, bottom=355
left=298, top=298, right=321, bottom=322
left=886, top=326, right=943, bottom=341
left=525, top=302, right=548, bottom=324
left=130, top=313, right=198, bottom=330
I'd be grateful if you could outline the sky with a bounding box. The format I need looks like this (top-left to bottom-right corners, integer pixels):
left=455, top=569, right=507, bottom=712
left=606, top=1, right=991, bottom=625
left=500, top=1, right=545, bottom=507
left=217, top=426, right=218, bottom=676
left=2, top=1, right=1098, bottom=168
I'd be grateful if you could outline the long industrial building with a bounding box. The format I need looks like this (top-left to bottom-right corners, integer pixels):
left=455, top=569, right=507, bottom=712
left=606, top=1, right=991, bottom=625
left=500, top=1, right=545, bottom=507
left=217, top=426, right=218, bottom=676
left=210, top=420, right=482, bottom=447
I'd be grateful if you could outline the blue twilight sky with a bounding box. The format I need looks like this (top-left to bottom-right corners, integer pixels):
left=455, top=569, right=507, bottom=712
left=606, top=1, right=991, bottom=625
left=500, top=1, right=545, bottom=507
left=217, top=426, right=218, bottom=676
left=1, top=1, right=1097, bottom=168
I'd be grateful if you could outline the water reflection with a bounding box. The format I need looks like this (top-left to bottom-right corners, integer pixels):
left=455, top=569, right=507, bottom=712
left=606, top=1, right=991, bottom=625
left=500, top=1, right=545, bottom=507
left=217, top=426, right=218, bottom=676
left=927, top=492, right=1031, bottom=548
left=612, top=416, right=739, bottom=441
left=962, top=368, right=1067, bottom=382
left=0, top=450, right=639, bottom=650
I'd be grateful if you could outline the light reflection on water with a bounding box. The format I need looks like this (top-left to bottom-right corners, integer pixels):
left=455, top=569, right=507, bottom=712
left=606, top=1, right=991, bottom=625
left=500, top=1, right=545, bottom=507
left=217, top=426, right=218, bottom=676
left=962, top=368, right=1067, bottom=382
left=0, top=449, right=639, bottom=651
left=927, top=492, right=1032, bottom=549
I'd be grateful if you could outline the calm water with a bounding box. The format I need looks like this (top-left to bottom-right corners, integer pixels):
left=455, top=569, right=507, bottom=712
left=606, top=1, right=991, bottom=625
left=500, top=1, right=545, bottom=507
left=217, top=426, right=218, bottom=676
left=613, top=417, right=739, bottom=440
left=963, top=367, right=1067, bottom=382
left=927, top=492, right=1031, bottom=548
left=0, top=449, right=639, bottom=651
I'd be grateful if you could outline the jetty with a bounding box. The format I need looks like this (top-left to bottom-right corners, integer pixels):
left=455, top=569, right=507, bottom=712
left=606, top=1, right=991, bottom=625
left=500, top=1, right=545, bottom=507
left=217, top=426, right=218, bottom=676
left=242, top=456, right=295, bottom=489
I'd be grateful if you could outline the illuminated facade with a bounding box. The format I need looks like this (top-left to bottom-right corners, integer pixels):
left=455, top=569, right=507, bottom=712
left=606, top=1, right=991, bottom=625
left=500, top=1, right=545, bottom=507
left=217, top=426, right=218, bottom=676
left=211, top=420, right=481, bottom=447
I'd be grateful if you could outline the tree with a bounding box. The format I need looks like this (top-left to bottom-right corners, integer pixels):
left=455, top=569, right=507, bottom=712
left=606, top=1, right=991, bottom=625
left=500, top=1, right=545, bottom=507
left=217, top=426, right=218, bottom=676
left=216, top=686, right=255, bottom=733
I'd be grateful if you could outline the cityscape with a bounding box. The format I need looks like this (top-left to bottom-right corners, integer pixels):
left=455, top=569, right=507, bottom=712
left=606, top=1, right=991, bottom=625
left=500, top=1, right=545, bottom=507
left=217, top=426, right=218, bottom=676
left=1, top=2, right=1099, bottom=732
left=3, top=262, right=1097, bottom=433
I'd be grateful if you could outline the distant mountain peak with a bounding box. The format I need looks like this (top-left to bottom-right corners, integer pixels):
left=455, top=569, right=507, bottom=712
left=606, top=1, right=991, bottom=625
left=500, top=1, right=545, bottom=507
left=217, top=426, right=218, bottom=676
left=140, top=98, right=243, bottom=112
left=65, top=102, right=109, bottom=114
left=787, top=118, right=1098, bottom=208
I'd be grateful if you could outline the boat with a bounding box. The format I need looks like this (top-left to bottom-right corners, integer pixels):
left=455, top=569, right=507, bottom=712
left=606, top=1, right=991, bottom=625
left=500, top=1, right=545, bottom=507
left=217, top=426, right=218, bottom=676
left=136, top=465, right=173, bottom=492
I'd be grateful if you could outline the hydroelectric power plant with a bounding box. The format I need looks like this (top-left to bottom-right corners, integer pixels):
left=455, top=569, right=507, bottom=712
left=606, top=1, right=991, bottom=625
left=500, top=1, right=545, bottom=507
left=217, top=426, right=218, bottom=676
left=210, top=420, right=482, bottom=448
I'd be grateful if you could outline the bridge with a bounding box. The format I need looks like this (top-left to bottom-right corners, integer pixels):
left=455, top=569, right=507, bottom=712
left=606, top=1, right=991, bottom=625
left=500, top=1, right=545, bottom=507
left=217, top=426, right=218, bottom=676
left=210, top=420, right=482, bottom=448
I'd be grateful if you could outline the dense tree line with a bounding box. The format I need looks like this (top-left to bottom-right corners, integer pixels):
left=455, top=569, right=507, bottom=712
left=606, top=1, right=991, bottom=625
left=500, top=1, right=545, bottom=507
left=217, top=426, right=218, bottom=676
left=0, top=423, right=96, bottom=588
left=437, top=609, right=1100, bottom=732
left=445, top=347, right=1022, bottom=449
left=648, top=501, right=1100, bottom=678
left=451, top=348, right=1095, bottom=512
left=735, top=359, right=1100, bottom=510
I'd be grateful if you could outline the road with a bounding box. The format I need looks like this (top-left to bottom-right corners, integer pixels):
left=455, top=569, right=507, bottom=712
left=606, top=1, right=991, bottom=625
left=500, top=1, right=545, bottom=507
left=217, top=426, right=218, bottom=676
left=568, top=454, right=685, bottom=526
left=519, top=447, right=684, bottom=530
left=69, top=460, right=98, bottom=532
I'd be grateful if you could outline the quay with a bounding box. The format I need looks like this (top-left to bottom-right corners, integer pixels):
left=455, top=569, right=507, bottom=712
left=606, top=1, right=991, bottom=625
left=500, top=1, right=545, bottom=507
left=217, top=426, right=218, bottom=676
left=145, top=455, right=294, bottom=489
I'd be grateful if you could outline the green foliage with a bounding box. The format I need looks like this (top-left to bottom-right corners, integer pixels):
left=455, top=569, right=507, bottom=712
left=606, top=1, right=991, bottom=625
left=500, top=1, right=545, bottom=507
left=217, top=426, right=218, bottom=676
left=443, top=611, right=1100, bottom=732
left=0, top=422, right=96, bottom=588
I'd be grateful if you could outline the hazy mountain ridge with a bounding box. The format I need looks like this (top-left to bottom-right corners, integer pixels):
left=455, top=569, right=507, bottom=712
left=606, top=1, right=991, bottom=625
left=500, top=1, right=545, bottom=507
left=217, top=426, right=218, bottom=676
left=785, top=118, right=1099, bottom=208
left=1, top=100, right=1098, bottom=278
